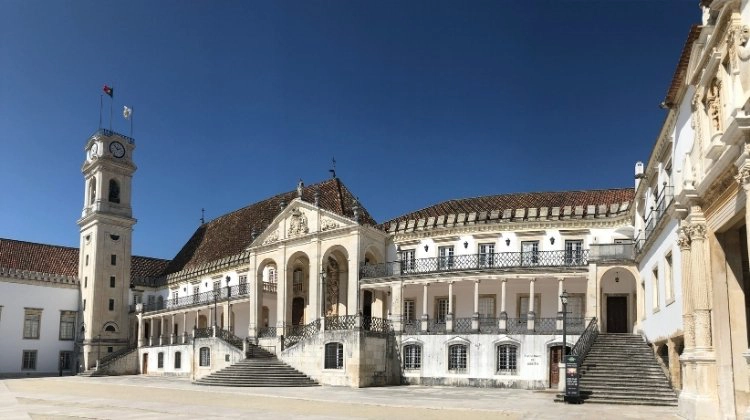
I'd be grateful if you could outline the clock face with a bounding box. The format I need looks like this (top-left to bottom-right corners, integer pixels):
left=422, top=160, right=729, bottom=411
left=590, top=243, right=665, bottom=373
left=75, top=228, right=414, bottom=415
left=87, top=143, right=98, bottom=161
left=109, top=141, right=125, bottom=158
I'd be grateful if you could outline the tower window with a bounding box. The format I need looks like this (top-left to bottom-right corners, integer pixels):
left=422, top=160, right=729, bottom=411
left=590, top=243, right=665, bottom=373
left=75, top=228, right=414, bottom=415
left=110, top=276, right=115, bottom=288
left=108, top=179, right=120, bottom=203
left=111, top=255, right=116, bottom=265
left=85, top=255, right=89, bottom=266
left=84, top=277, right=87, bottom=288
left=109, top=299, right=114, bottom=311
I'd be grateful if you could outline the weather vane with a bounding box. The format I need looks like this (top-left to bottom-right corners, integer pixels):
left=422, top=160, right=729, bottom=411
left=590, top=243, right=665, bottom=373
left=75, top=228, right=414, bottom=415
left=329, top=156, right=337, bottom=178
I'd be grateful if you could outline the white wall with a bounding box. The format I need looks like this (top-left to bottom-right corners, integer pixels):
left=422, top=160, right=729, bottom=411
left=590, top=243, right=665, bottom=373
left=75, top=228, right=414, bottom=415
left=0, top=280, right=79, bottom=375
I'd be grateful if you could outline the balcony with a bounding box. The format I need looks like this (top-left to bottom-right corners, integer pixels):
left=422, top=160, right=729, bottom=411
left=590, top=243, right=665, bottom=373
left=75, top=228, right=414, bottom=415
left=360, top=250, right=589, bottom=281
left=589, top=242, right=635, bottom=262
left=143, top=283, right=250, bottom=314
left=635, top=185, right=674, bottom=254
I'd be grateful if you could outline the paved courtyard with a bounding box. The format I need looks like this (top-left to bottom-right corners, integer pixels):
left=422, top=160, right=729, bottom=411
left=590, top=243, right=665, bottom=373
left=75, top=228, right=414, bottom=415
left=1, top=375, right=682, bottom=419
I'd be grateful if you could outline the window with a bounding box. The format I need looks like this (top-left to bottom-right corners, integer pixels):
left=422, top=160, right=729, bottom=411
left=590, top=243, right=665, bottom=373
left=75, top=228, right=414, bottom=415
left=59, top=311, right=76, bottom=340
left=85, top=254, right=89, bottom=266
left=518, top=294, right=541, bottom=321
left=521, top=241, right=539, bottom=266
left=665, top=253, right=674, bottom=302
left=213, top=280, right=220, bottom=293
left=478, top=243, right=495, bottom=267
left=293, top=269, right=304, bottom=293
left=199, top=347, right=211, bottom=366
left=107, top=347, right=113, bottom=353
left=22, top=350, right=37, bottom=370
left=652, top=267, right=660, bottom=311
left=84, top=277, right=87, bottom=288
left=400, top=249, right=416, bottom=273
left=564, top=240, right=584, bottom=265
left=403, top=344, right=421, bottom=370
left=567, top=294, right=585, bottom=327
left=448, top=344, right=467, bottom=373
left=403, top=299, right=416, bottom=324
left=104, top=325, right=116, bottom=332
left=324, top=342, right=344, bottom=369
left=157, top=352, right=164, bottom=368
left=109, top=299, right=115, bottom=311
left=268, top=266, right=277, bottom=283
left=239, top=275, right=247, bottom=293
left=435, top=298, right=450, bottom=323
left=110, top=276, right=116, bottom=288
left=83, top=299, right=86, bottom=310
left=23, top=309, right=41, bottom=339
left=175, top=351, right=182, bottom=369
left=108, top=179, right=120, bottom=203
left=192, top=284, right=200, bottom=303
left=496, top=344, right=518, bottom=375
left=438, top=246, right=454, bottom=270
left=478, top=296, right=496, bottom=320
left=111, top=254, right=117, bottom=265
left=171, top=290, right=178, bottom=302
left=59, top=351, right=73, bottom=371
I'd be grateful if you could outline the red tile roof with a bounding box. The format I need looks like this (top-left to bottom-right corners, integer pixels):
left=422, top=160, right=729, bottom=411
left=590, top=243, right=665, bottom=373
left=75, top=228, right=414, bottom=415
left=663, top=25, right=702, bottom=108
left=0, top=238, right=169, bottom=282
left=164, top=178, right=375, bottom=274
left=381, top=188, right=634, bottom=232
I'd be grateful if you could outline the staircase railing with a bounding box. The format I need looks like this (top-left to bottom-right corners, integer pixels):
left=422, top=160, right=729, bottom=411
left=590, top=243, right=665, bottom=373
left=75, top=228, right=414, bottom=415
left=282, top=319, right=321, bottom=349
left=216, top=328, right=244, bottom=351
left=96, top=344, right=137, bottom=373
left=570, top=317, right=598, bottom=366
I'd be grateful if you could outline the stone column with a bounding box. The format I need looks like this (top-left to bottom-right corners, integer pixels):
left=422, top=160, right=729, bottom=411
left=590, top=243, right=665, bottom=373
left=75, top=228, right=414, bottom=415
left=248, top=254, right=259, bottom=342
left=347, top=238, right=361, bottom=316
left=170, top=314, right=176, bottom=344
left=159, top=317, right=164, bottom=346
left=224, top=301, right=230, bottom=332
left=182, top=312, right=187, bottom=344
left=527, top=278, right=536, bottom=331
left=689, top=222, right=712, bottom=351
left=678, top=224, right=694, bottom=351
left=499, top=278, right=507, bottom=331
left=148, top=317, right=154, bottom=346
left=472, top=279, right=480, bottom=332
left=446, top=281, right=454, bottom=332
left=557, top=277, right=564, bottom=330
left=421, top=283, right=429, bottom=333
left=277, top=246, right=287, bottom=335
left=311, top=240, right=321, bottom=321
left=391, top=282, right=403, bottom=333
left=137, top=313, right=144, bottom=348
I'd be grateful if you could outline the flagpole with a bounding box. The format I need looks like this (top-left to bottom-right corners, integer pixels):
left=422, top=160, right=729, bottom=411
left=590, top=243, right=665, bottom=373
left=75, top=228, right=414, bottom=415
left=99, top=95, right=103, bottom=129
left=109, top=85, right=113, bottom=132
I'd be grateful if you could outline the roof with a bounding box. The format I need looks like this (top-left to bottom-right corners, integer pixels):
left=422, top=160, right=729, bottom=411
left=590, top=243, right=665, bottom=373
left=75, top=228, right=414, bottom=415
left=381, top=188, right=635, bottom=233
left=164, top=178, right=376, bottom=274
left=0, top=238, right=169, bottom=282
left=663, top=25, right=702, bottom=107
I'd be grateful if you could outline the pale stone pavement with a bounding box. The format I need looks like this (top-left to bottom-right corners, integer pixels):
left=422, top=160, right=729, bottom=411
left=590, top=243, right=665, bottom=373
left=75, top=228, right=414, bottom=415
left=0, top=375, right=683, bottom=419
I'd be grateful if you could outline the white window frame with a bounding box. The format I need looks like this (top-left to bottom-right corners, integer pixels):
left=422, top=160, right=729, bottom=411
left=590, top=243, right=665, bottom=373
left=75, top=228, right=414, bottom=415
left=59, top=311, right=76, bottom=340
left=23, top=309, right=41, bottom=339
left=478, top=243, right=495, bottom=267
left=564, top=240, right=584, bottom=265
left=521, top=241, right=539, bottom=266
left=400, top=249, right=416, bottom=273
left=403, top=344, right=422, bottom=370
left=448, top=344, right=468, bottom=373
left=496, top=344, right=518, bottom=375
left=438, top=246, right=454, bottom=270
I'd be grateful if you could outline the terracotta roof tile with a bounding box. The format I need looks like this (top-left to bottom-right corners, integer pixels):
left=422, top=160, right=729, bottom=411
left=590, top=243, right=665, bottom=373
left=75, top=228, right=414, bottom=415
left=381, top=188, right=634, bottom=231
left=164, top=178, right=375, bottom=274
left=664, top=25, right=701, bottom=107
left=0, top=238, right=169, bottom=282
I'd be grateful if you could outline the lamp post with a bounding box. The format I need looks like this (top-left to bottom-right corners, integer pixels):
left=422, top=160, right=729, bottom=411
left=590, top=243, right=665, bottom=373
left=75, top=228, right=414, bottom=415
left=560, top=290, right=569, bottom=400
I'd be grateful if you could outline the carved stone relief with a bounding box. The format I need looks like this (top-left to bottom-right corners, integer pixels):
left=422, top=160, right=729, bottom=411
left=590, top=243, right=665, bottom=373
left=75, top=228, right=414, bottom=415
left=262, top=229, right=279, bottom=245
left=287, top=208, right=309, bottom=237
left=320, top=218, right=339, bottom=231
left=735, top=25, right=750, bottom=94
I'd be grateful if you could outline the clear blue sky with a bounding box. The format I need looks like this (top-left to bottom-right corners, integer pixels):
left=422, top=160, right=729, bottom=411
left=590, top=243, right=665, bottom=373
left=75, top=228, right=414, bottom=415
left=0, top=1, right=698, bottom=259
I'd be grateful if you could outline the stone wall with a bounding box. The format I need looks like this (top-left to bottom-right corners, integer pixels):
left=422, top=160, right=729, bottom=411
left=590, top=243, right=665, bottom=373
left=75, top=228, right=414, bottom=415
left=100, top=349, right=139, bottom=375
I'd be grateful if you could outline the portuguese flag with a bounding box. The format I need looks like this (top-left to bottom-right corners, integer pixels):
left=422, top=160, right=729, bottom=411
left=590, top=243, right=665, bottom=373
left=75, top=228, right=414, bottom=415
left=103, top=84, right=113, bottom=97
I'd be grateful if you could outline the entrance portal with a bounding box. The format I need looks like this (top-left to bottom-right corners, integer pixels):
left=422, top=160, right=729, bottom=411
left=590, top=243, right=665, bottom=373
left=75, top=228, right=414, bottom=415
left=549, top=345, right=571, bottom=387
left=292, top=297, right=305, bottom=326
left=606, top=296, right=628, bottom=333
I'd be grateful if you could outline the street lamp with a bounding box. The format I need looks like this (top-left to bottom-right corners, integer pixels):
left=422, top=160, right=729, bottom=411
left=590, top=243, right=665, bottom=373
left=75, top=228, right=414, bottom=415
left=560, top=290, right=569, bottom=400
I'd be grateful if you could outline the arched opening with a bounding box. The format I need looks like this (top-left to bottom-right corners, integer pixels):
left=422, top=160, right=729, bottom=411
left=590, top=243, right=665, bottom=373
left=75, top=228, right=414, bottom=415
left=286, top=252, right=310, bottom=324
left=88, top=178, right=96, bottom=205
left=292, top=297, right=305, bottom=326
left=198, top=315, right=207, bottom=329
left=108, top=179, right=120, bottom=203
left=600, top=267, right=637, bottom=333
left=257, top=259, right=278, bottom=329
left=322, top=247, right=349, bottom=316
left=104, top=325, right=116, bottom=333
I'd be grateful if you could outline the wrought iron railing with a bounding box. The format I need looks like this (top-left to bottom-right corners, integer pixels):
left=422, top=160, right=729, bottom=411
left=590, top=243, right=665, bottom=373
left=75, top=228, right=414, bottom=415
left=258, top=327, right=277, bottom=338
left=216, top=328, right=244, bottom=351
left=453, top=318, right=473, bottom=333
left=479, top=317, right=500, bottom=333
left=325, top=315, right=357, bottom=330
left=98, top=345, right=136, bottom=367
left=364, top=316, right=391, bottom=334
left=360, top=250, right=590, bottom=280
left=403, top=320, right=420, bottom=334
left=427, top=319, right=446, bottom=334
left=637, top=185, right=674, bottom=255
left=283, top=319, right=321, bottom=348
left=571, top=318, right=599, bottom=366
left=534, top=318, right=558, bottom=334
left=143, top=284, right=251, bottom=313
left=506, top=318, right=527, bottom=334
left=263, top=282, right=277, bottom=293
left=194, top=327, right=212, bottom=338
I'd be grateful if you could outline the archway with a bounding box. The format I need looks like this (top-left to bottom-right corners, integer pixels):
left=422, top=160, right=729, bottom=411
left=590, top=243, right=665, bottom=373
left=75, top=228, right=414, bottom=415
left=600, top=267, right=637, bottom=333
left=322, top=247, right=349, bottom=316
left=286, top=252, right=310, bottom=325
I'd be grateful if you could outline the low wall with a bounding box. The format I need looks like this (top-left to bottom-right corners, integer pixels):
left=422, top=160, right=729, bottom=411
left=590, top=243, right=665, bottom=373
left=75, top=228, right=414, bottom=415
left=100, top=349, right=139, bottom=375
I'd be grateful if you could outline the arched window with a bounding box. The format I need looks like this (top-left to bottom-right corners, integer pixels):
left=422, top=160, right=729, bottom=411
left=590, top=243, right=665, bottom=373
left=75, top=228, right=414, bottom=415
left=324, top=342, right=343, bottom=369
left=174, top=351, right=182, bottom=369
left=108, top=179, right=120, bottom=203
left=157, top=352, right=164, bottom=369
left=403, top=344, right=421, bottom=370
left=448, top=344, right=467, bottom=373
left=89, top=179, right=96, bottom=205
left=199, top=347, right=210, bottom=367
left=496, top=344, right=518, bottom=375
left=104, top=325, right=116, bottom=332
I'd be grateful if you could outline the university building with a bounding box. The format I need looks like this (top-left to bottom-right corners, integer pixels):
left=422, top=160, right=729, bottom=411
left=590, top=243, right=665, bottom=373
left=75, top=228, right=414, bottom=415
left=4, top=1, right=750, bottom=418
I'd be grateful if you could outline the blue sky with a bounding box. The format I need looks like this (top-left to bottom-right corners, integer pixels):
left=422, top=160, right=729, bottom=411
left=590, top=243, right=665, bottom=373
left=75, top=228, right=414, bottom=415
left=0, top=1, right=698, bottom=259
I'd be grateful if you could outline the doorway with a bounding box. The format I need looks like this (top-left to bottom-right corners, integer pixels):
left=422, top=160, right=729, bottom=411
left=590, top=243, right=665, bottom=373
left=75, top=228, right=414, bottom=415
left=606, top=295, right=628, bottom=333
left=142, top=353, right=148, bottom=374
left=549, top=345, right=570, bottom=387
left=292, top=297, right=305, bottom=326
left=363, top=290, right=373, bottom=330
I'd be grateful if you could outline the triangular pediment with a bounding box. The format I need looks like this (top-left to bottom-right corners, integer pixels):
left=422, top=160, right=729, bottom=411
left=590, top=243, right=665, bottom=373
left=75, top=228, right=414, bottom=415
left=252, top=199, right=358, bottom=247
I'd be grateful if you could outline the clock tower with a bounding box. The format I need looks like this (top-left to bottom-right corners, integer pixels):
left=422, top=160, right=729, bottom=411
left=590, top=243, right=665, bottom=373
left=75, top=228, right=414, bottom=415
left=78, top=129, right=136, bottom=370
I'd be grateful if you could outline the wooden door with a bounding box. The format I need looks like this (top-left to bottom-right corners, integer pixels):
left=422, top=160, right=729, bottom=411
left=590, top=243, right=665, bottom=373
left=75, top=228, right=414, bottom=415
left=550, top=346, right=563, bottom=387
left=363, top=291, right=373, bottom=330
left=142, top=354, right=148, bottom=374
left=607, top=296, right=628, bottom=333
left=292, top=297, right=305, bottom=326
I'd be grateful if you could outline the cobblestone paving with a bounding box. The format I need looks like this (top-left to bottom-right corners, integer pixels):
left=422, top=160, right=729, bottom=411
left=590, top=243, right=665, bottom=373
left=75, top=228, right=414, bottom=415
left=1, top=376, right=683, bottom=419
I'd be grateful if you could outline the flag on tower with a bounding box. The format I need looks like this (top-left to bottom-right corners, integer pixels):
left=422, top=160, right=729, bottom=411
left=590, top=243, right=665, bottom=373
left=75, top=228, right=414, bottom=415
left=123, top=106, right=132, bottom=120
left=103, top=84, right=113, bottom=97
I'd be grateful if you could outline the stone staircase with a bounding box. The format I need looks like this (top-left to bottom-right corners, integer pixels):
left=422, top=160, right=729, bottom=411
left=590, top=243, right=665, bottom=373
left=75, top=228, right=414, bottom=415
left=194, top=345, right=318, bottom=387
left=576, top=333, right=677, bottom=406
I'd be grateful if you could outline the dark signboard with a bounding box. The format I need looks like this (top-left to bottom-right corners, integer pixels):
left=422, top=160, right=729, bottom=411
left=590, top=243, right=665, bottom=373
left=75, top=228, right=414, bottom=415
left=565, top=355, right=580, bottom=400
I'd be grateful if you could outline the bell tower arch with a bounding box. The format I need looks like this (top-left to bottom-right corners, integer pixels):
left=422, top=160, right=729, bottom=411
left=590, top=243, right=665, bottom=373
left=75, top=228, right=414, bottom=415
left=77, top=129, right=136, bottom=370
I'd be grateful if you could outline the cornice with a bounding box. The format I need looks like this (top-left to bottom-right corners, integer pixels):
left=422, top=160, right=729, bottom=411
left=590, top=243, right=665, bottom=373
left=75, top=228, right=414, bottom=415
left=0, top=267, right=79, bottom=289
